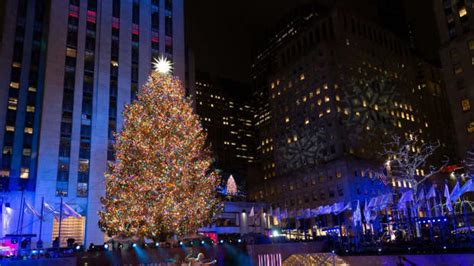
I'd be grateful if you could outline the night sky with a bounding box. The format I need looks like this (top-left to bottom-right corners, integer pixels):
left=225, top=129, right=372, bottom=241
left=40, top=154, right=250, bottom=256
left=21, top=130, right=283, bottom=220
left=185, top=0, right=312, bottom=83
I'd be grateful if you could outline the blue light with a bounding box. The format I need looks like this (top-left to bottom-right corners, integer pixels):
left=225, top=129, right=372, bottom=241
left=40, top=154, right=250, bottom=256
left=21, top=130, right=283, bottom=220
left=443, top=246, right=447, bottom=250
left=219, top=240, right=224, bottom=244
left=201, top=240, right=205, bottom=244
left=155, top=243, right=159, bottom=247
left=76, top=245, right=81, bottom=250
left=428, top=220, right=431, bottom=223
left=104, top=244, right=109, bottom=249
left=238, top=239, right=242, bottom=243
left=378, top=248, right=382, bottom=252
left=32, top=250, right=37, bottom=254
left=444, top=218, right=447, bottom=222
left=437, top=219, right=441, bottom=222
left=132, top=243, right=137, bottom=247
left=179, top=241, right=183, bottom=245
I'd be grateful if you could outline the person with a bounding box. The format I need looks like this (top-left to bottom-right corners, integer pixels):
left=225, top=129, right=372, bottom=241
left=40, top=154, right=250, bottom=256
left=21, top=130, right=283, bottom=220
left=52, top=237, right=59, bottom=249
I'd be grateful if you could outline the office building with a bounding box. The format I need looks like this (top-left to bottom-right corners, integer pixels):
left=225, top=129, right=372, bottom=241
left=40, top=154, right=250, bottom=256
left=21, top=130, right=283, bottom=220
left=249, top=5, right=451, bottom=212
left=0, top=0, right=184, bottom=246
left=195, top=73, right=255, bottom=187
left=434, top=1, right=474, bottom=159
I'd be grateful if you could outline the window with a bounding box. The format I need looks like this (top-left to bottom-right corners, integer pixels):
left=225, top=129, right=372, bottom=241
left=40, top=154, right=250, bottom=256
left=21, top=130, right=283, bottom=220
left=459, top=7, right=467, bottom=18
left=454, top=64, right=464, bottom=75
left=462, top=99, right=471, bottom=111
left=469, top=39, right=474, bottom=50
left=468, top=121, right=474, bottom=133
left=20, top=168, right=29, bottom=179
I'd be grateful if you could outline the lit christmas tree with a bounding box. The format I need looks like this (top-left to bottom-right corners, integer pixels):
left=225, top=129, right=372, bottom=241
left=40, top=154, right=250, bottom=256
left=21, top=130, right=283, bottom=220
left=226, top=175, right=237, bottom=196
left=99, top=58, right=220, bottom=240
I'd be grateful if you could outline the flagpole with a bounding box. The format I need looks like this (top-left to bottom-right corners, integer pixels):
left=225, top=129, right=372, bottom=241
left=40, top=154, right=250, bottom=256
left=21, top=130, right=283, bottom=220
left=16, top=190, right=24, bottom=235
left=58, top=196, right=63, bottom=250
left=38, top=197, right=44, bottom=246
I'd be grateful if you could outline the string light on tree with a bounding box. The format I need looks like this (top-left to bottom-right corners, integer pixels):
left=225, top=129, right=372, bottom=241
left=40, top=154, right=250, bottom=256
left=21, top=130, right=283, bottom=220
left=99, top=63, right=220, bottom=240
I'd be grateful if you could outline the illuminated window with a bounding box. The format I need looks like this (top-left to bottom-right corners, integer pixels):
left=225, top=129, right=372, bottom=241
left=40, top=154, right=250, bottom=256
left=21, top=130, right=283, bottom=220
left=305, top=119, right=309, bottom=125
left=454, top=64, right=464, bottom=75
left=20, top=168, right=29, bottom=179
left=323, top=83, right=328, bottom=90
left=299, top=73, right=305, bottom=80
left=6, top=126, right=14, bottom=132
left=23, top=148, right=31, bottom=156
left=462, top=99, right=471, bottom=111
left=3, top=146, right=12, bottom=154
left=335, top=95, right=340, bottom=101
left=26, top=106, right=35, bottom=112
left=285, top=117, right=290, bottom=123
left=324, top=96, right=330, bottom=102
left=469, top=40, right=474, bottom=50
left=293, top=135, right=298, bottom=141
left=468, top=121, right=474, bottom=133
left=316, top=88, right=321, bottom=95
left=10, top=82, right=19, bottom=89
left=66, top=48, right=77, bottom=58
left=459, top=7, right=467, bottom=17
left=0, top=170, right=9, bottom=177
left=28, top=87, right=37, bottom=92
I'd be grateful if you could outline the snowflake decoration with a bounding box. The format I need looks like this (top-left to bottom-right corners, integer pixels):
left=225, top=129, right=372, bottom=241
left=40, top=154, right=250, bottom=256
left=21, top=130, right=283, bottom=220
left=342, top=78, right=397, bottom=141
left=276, top=127, right=328, bottom=173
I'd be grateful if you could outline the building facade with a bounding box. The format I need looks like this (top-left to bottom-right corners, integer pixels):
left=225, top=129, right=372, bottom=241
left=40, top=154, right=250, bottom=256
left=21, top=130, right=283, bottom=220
left=195, top=73, right=255, bottom=188
left=0, top=0, right=184, bottom=247
left=249, top=6, right=451, bottom=212
left=434, top=1, right=474, bottom=159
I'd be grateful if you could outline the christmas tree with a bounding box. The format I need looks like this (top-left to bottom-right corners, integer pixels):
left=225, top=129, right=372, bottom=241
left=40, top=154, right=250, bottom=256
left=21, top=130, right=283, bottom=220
left=99, top=58, right=220, bottom=239
left=226, top=175, right=237, bottom=196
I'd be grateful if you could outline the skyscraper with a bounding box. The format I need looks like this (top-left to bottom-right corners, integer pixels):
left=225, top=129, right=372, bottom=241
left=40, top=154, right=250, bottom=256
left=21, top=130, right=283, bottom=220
left=433, top=1, right=474, bottom=159
left=195, top=73, right=255, bottom=188
left=249, top=5, right=451, bottom=212
left=0, top=0, right=184, bottom=246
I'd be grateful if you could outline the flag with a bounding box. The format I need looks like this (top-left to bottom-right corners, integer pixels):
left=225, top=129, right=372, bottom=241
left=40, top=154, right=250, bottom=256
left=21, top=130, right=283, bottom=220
left=322, top=205, right=332, bottom=215
left=24, top=201, right=42, bottom=220
left=269, top=206, right=273, bottom=217
left=363, top=200, right=371, bottom=222
left=398, top=190, right=414, bottom=209
left=460, top=179, right=474, bottom=195
left=368, top=197, right=377, bottom=209
left=43, top=201, right=59, bottom=219
left=444, top=184, right=453, bottom=212
left=249, top=207, right=254, bottom=217
left=450, top=181, right=461, bottom=202
left=426, top=185, right=436, bottom=199
left=342, top=202, right=352, bottom=212
left=275, top=208, right=281, bottom=221
left=353, top=201, right=361, bottom=226
left=417, top=189, right=425, bottom=202
left=304, top=208, right=311, bottom=218
left=62, top=202, right=81, bottom=219
left=331, top=202, right=345, bottom=214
